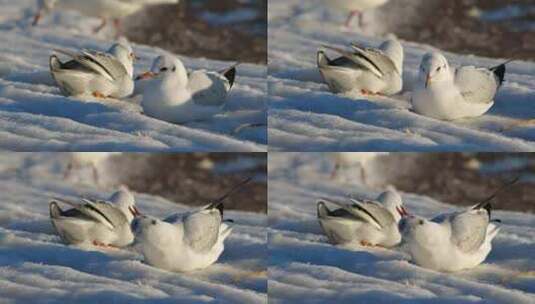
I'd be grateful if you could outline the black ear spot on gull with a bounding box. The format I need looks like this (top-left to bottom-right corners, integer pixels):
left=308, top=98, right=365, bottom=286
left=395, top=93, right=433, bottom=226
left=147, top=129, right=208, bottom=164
left=418, top=219, right=424, bottom=225
left=172, top=66, right=176, bottom=72
left=151, top=219, right=157, bottom=225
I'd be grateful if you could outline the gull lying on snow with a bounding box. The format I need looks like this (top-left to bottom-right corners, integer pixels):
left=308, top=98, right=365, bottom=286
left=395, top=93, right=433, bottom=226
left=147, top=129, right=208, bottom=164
left=317, top=189, right=408, bottom=247
left=326, top=0, right=389, bottom=28
left=131, top=177, right=251, bottom=272
left=412, top=52, right=509, bottom=120
left=318, top=38, right=403, bottom=96
left=33, top=0, right=180, bottom=33
left=139, top=55, right=237, bottom=124
left=49, top=186, right=141, bottom=248
left=398, top=178, right=517, bottom=272
left=49, top=37, right=135, bottom=98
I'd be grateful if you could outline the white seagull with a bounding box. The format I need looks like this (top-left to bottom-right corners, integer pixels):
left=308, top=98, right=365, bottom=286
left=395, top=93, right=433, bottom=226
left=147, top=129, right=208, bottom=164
left=49, top=186, right=141, bottom=248
left=131, top=177, right=251, bottom=272
left=411, top=52, right=508, bottom=120
left=49, top=37, right=136, bottom=99
left=64, top=152, right=121, bottom=185
left=317, top=189, right=408, bottom=247
left=140, top=55, right=237, bottom=124
left=398, top=178, right=518, bottom=272
left=318, top=38, right=403, bottom=96
left=326, top=0, right=389, bottom=28
left=33, top=0, right=181, bottom=33
left=330, top=152, right=388, bottom=184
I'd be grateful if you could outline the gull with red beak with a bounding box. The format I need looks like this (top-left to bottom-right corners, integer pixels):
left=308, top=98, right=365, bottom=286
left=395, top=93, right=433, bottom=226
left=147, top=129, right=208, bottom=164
left=412, top=52, right=509, bottom=120
left=317, top=189, right=408, bottom=247
left=49, top=186, right=142, bottom=248
left=139, top=54, right=238, bottom=124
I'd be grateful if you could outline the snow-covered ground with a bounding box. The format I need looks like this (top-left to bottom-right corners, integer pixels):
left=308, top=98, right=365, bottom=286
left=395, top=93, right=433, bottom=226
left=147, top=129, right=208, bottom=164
left=0, top=0, right=267, bottom=152
left=268, top=153, right=535, bottom=303
left=268, top=0, right=535, bottom=151
left=0, top=153, right=267, bottom=303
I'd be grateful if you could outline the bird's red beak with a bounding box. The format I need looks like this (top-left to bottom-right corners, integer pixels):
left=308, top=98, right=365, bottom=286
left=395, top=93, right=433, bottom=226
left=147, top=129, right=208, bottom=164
left=135, top=71, right=156, bottom=81
left=425, top=73, right=431, bottom=88
left=397, top=206, right=409, bottom=217
left=129, top=206, right=142, bottom=217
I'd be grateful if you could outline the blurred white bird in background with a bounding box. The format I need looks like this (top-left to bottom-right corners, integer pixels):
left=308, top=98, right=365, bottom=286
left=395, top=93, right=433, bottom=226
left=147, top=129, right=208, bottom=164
left=33, top=0, right=181, bottom=33
left=326, top=0, right=389, bottom=29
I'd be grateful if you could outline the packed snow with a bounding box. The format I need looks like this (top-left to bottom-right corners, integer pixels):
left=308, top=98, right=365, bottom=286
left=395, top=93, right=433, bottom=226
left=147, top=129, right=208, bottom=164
left=0, top=0, right=267, bottom=151
left=0, top=153, right=267, bottom=303
left=268, top=0, right=535, bottom=151
left=268, top=153, right=535, bottom=303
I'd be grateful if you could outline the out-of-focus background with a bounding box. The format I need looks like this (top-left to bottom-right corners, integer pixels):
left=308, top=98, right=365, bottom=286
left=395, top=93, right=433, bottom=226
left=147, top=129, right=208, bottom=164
left=64, top=153, right=267, bottom=213
left=374, top=0, right=535, bottom=61
left=323, top=153, right=534, bottom=213
left=124, top=0, right=267, bottom=63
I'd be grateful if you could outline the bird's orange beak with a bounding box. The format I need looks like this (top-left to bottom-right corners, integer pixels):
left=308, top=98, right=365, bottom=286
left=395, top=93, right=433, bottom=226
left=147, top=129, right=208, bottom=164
left=425, top=73, right=431, bottom=88
left=135, top=71, right=156, bottom=81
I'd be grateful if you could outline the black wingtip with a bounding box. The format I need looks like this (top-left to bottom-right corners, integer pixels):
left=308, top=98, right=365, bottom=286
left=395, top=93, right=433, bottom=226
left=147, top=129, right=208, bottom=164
left=49, top=55, right=62, bottom=71
left=49, top=201, right=63, bottom=218
left=490, top=63, right=506, bottom=87
left=224, top=67, right=236, bottom=88
left=317, top=51, right=330, bottom=67
left=317, top=200, right=331, bottom=217
left=216, top=201, right=224, bottom=217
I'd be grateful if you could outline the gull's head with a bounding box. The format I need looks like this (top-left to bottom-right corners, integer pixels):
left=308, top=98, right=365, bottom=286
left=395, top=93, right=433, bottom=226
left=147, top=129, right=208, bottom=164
left=398, top=215, right=445, bottom=249
left=380, top=38, right=404, bottom=74
left=110, top=186, right=141, bottom=223
left=131, top=215, right=175, bottom=247
left=420, top=52, right=451, bottom=88
left=378, top=189, right=408, bottom=222
left=151, top=55, right=188, bottom=86
left=109, top=38, right=135, bottom=77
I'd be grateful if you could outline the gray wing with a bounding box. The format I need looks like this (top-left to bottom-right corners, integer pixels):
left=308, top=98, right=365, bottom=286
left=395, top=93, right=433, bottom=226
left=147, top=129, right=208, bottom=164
left=182, top=209, right=222, bottom=252
left=187, top=70, right=230, bottom=106
left=350, top=199, right=397, bottom=229
left=320, top=198, right=394, bottom=230
left=54, top=49, right=127, bottom=81
left=454, top=66, right=499, bottom=104
left=82, top=199, right=129, bottom=227
left=435, top=209, right=489, bottom=253
left=322, top=45, right=391, bottom=78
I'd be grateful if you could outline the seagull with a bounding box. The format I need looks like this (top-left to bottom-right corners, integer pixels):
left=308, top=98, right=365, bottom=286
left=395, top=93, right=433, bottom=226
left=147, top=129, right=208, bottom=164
left=49, top=37, right=136, bottom=99
left=131, top=177, right=251, bottom=272
left=325, top=0, right=389, bottom=28
left=318, top=38, right=403, bottom=96
left=33, top=0, right=181, bottom=34
left=49, top=186, right=141, bottom=248
left=330, top=152, right=388, bottom=185
left=139, top=55, right=237, bottom=124
left=398, top=178, right=518, bottom=272
left=411, top=52, right=509, bottom=120
left=64, top=152, right=121, bottom=185
left=317, top=189, right=408, bottom=247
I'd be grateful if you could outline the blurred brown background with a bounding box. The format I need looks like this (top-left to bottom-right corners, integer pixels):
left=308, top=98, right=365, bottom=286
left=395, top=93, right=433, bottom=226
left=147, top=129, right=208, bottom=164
left=378, top=0, right=535, bottom=61
left=124, top=0, right=267, bottom=64
left=103, top=153, right=267, bottom=213
left=377, top=153, right=535, bottom=213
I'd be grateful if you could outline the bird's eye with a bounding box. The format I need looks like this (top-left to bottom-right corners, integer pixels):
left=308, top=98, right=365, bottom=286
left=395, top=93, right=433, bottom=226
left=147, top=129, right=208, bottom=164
left=436, top=66, right=441, bottom=72
left=160, top=67, right=168, bottom=72
left=418, top=219, right=424, bottom=225
left=151, top=219, right=157, bottom=225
